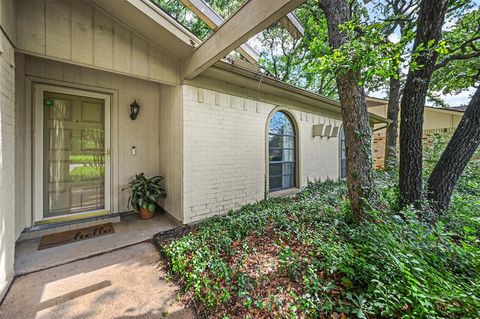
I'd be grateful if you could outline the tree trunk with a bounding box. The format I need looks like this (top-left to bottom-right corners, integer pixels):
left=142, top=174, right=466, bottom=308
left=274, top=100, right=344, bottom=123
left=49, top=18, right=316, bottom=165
left=384, top=71, right=401, bottom=170
left=426, top=87, right=480, bottom=217
left=399, top=0, right=449, bottom=207
left=319, top=0, right=375, bottom=222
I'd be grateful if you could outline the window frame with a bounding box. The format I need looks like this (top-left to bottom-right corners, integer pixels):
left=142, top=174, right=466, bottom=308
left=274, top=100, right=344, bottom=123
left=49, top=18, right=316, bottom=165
left=266, top=110, right=299, bottom=193
left=339, top=126, right=347, bottom=179
left=338, top=126, right=374, bottom=180
left=338, top=126, right=346, bottom=179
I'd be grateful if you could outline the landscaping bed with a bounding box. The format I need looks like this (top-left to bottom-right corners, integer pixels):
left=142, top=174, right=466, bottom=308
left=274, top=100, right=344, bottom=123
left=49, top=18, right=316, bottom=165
left=159, top=140, right=480, bottom=318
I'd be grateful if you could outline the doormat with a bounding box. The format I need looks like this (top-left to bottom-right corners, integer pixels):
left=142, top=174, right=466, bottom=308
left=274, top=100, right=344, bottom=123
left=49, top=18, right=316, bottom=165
left=38, top=223, right=115, bottom=250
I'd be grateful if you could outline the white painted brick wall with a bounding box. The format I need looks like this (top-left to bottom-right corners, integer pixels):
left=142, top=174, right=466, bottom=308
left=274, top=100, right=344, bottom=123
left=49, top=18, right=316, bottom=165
left=0, top=30, right=16, bottom=300
left=298, top=112, right=341, bottom=185
left=182, top=85, right=341, bottom=224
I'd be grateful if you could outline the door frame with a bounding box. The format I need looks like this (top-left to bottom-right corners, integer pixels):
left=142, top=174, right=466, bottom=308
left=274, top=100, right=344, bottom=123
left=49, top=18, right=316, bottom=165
left=33, top=84, right=112, bottom=222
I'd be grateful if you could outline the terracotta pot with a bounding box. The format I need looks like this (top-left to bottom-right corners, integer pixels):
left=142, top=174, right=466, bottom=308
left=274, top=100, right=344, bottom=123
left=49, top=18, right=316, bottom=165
left=139, top=207, right=154, bottom=220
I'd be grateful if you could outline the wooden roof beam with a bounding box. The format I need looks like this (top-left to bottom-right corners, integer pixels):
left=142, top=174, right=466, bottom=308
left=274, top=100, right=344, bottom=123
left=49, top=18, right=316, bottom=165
left=183, top=0, right=306, bottom=80
left=179, top=0, right=259, bottom=64
left=279, top=12, right=305, bottom=39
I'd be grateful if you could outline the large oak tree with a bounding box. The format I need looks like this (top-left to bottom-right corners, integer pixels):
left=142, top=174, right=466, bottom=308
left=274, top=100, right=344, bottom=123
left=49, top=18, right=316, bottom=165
left=399, top=0, right=450, bottom=207
left=381, top=0, right=418, bottom=169
left=318, top=0, right=376, bottom=222
left=426, top=86, right=480, bottom=216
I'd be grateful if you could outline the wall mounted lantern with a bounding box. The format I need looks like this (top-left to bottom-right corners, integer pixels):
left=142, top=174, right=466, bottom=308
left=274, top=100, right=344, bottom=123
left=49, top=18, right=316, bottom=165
left=130, top=99, right=140, bottom=120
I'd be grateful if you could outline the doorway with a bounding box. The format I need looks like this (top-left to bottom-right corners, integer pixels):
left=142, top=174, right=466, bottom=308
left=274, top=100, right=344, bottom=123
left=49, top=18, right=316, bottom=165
left=34, top=85, right=111, bottom=222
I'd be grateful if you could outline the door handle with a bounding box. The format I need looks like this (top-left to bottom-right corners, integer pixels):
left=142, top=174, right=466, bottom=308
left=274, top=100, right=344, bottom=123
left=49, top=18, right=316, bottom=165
left=103, top=148, right=111, bottom=159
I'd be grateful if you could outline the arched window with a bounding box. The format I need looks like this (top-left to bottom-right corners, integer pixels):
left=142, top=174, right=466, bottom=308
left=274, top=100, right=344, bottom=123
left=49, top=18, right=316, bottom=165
left=339, top=127, right=347, bottom=178
left=268, top=111, right=296, bottom=191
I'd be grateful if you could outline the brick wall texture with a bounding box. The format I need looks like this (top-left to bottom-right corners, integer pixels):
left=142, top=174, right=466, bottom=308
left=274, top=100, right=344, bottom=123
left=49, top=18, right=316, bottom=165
left=373, top=127, right=457, bottom=169
left=0, top=30, right=16, bottom=300
left=182, top=85, right=341, bottom=223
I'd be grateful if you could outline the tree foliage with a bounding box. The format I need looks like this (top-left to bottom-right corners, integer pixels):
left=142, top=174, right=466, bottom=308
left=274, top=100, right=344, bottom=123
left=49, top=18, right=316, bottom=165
left=431, top=8, right=480, bottom=96
left=318, top=0, right=379, bottom=222
left=153, top=0, right=340, bottom=97
left=256, top=1, right=338, bottom=98
left=154, top=0, right=480, bottom=216
left=343, top=0, right=479, bottom=107
left=153, top=0, right=478, bottom=104
left=151, top=0, right=245, bottom=40
left=162, top=148, right=480, bottom=317
left=426, top=86, right=480, bottom=215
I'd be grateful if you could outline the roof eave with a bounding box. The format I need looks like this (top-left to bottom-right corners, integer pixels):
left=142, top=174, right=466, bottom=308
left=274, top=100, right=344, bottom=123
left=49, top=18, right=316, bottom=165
left=367, top=96, right=465, bottom=116
left=90, top=0, right=198, bottom=58
left=203, top=61, right=390, bottom=124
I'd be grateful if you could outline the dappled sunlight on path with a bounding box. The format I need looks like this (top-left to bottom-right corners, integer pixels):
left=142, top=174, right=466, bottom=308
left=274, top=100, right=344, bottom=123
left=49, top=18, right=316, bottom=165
left=0, top=242, right=193, bottom=319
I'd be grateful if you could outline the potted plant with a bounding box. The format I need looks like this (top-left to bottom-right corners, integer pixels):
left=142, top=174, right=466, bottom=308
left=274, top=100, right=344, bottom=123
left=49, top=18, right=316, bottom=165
left=122, top=173, right=167, bottom=219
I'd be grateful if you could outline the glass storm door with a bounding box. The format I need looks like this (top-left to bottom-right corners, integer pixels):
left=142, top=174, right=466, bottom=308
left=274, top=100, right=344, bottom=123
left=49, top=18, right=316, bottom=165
left=42, top=91, right=108, bottom=218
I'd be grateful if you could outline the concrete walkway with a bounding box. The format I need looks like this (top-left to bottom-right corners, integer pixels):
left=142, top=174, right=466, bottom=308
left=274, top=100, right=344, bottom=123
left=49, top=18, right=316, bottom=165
left=15, top=213, right=177, bottom=275
left=0, top=242, right=194, bottom=319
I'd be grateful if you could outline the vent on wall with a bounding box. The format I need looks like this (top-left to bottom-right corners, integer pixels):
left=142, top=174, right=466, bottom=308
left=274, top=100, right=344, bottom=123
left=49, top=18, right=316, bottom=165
left=323, top=124, right=332, bottom=137
left=312, top=124, right=340, bottom=138
left=312, top=124, right=324, bottom=137
left=330, top=126, right=339, bottom=138
left=197, top=88, right=204, bottom=103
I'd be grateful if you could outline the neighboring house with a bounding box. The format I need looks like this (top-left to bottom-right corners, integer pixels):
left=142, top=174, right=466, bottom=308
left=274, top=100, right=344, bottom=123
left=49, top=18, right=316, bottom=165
left=0, top=0, right=387, bottom=299
left=367, top=97, right=465, bottom=168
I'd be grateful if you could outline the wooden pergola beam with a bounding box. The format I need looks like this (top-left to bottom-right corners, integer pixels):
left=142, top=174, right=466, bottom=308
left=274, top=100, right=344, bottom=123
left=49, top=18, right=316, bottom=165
left=183, top=0, right=306, bottom=79
left=180, top=0, right=304, bottom=61
left=280, top=12, right=305, bottom=39
left=179, top=0, right=259, bottom=64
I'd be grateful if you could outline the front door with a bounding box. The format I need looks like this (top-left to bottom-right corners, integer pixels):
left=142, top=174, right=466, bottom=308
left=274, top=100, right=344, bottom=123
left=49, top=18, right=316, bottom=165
left=34, top=85, right=111, bottom=221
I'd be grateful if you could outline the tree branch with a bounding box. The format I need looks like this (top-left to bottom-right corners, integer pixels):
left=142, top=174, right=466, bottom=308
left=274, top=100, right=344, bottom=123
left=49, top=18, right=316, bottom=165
left=434, top=51, right=480, bottom=70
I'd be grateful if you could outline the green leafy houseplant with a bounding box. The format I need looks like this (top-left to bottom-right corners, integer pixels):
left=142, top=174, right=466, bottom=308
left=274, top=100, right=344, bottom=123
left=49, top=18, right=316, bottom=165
left=122, top=173, right=167, bottom=219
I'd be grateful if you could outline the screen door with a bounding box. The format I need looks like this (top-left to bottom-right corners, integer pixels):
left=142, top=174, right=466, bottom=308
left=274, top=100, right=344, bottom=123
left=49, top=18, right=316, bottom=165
left=42, top=91, right=108, bottom=218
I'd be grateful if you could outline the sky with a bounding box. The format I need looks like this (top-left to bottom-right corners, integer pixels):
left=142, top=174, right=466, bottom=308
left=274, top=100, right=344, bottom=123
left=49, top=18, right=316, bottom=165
left=442, top=88, right=477, bottom=105
left=174, top=0, right=478, bottom=106
left=368, top=87, right=476, bottom=106
left=365, top=1, right=479, bottom=106
left=247, top=3, right=478, bottom=107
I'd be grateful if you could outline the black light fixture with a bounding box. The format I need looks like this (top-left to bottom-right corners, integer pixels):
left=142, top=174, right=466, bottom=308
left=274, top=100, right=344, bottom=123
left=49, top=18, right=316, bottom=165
left=130, top=99, right=140, bottom=120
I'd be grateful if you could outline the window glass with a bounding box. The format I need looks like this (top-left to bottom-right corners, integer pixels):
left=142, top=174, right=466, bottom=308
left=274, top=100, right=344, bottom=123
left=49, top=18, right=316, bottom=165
left=268, top=111, right=296, bottom=191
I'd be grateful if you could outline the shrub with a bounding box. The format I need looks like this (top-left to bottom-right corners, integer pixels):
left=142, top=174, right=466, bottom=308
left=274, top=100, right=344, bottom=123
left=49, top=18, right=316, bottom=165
left=161, top=136, right=480, bottom=318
